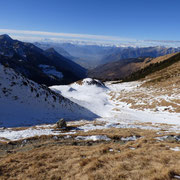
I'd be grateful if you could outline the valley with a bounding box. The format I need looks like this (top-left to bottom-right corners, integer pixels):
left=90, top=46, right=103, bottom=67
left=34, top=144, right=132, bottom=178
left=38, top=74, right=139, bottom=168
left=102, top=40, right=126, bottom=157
left=1, top=1, right=180, bottom=179
left=35, top=42, right=180, bottom=69
left=0, top=36, right=180, bottom=180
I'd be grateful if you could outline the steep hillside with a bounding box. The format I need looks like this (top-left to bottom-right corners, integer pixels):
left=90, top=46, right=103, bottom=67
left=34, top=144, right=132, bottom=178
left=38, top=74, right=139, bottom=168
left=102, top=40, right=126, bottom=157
left=141, top=55, right=180, bottom=89
left=0, top=64, right=97, bottom=127
left=88, top=57, right=146, bottom=81
left=0, top=34, right=86, bottom=86
left=44, top=48, right=86, bottom=80
left=34, top=42, right=72, bottom=58
left=88, top=53, right=179, bottom=81
left=123, top=52, right=180, bottom=82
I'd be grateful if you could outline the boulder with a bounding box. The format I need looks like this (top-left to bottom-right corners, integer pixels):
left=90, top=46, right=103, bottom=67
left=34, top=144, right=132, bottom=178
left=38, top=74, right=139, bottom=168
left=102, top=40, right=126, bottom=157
left=56, top=118, right=67, bottom=129
left=166, top=135, right=176, bottom=141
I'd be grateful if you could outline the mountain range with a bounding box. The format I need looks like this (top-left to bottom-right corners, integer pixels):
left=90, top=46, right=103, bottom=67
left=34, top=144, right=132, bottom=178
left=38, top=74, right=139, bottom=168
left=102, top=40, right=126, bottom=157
left=101, top=46, right=180, bottom=64
left=88, top=53, right=180, bottom=81
left=34, top=42, right=180, bottom=70
left=0, top=34, right=86, bottom=86
left=1, top=34, right=179, bottom=85
left=34, top=42, right=112, bottom=69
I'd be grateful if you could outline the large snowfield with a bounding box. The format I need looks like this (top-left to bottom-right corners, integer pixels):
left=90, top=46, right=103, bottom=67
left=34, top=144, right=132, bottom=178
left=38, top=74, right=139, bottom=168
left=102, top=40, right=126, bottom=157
left=50, top=79, right=180, bottom=128
left=0, top=68, right=180, bottom=141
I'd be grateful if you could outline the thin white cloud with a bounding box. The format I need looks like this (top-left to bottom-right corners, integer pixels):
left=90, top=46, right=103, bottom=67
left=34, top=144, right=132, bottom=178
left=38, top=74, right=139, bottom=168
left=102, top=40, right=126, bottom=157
left=0, top=28, right=135, bottom=42
left=0, top=28, right=180, bottom=47
left=11, top=35, right=126, bottom=46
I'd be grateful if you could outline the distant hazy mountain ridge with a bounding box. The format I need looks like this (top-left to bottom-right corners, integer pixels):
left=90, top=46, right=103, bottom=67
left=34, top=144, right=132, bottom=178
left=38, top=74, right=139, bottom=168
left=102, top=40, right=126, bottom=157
left=100, top=46, right=180, bottom=64
left=35, top=42, right=180, bottom=69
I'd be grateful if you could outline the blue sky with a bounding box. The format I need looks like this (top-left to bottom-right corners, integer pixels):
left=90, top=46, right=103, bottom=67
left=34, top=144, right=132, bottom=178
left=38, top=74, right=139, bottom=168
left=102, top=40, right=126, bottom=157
left=0, top=0, right=179, bottom=43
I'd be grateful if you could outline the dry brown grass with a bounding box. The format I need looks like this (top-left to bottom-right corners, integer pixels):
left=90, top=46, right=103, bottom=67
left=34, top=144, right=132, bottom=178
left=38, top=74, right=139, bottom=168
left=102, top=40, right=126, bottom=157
left=108, top=56, right=180, bottom=113
left=73, top=127, right=156, bottom=140
left=143, top=53, right=179, bottom=67
left=73, top=79, right=83, bottom=85
left=110, top=87, right=180, bottom=112
left=0, top=128, right=180, bottom=180
left=109, top=62, right=180, bottom=113
left=142, top=59, right=180, bottom=88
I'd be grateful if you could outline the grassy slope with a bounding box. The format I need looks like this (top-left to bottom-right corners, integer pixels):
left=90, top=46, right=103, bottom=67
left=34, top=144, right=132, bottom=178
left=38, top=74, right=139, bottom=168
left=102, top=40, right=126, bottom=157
left=109, top=53, right=180, bottom=113
left=0, top=128, right=180, bottom=180
left=89, top=53, right=178, bottom=81
left=123, top=52, right=180, bottom=82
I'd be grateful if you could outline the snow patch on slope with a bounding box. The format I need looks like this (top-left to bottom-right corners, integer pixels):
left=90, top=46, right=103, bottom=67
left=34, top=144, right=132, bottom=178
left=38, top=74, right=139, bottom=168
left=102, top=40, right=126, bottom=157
left=0, top=127, right=58, bottom=141
left=75, top=135, right=111, bottom=141
left=39, top=64, right=63, bottom=79
left=50, top=78, right=112, bottom=117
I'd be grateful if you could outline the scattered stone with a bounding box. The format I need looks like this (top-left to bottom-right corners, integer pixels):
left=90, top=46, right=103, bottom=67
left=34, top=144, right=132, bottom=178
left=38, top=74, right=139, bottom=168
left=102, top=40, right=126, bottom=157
left=7, top=141, right=16, bottom=145
left=121, top=135, right=140, bottom=141
left=5, top=150, right=13, bottom=154
left=56, top=118, right=67, bottom=129
left=21, top=139, right=28, bottom=147
left=155, top=108, right=159, bottom=112
left=176, top=135, right=180, bottom=141
left=72, top=142, right=78, bottom=146
left=87, top=142, right=92, bottom=146
left=53, top=136, right=58, bottom=140
left=155, top=135, right=180, bottom=142
left=64, top=135, right=71, bottom=139
left=166, top=135, right=176, bottom=141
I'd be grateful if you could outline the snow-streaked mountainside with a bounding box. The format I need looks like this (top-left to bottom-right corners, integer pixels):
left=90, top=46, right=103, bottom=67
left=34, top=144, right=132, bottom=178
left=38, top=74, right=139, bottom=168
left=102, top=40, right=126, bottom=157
left=0, top=64, right=97, bottom=127
left=38, top=64, right=64, bottom=79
